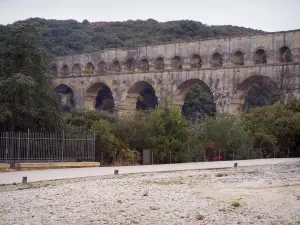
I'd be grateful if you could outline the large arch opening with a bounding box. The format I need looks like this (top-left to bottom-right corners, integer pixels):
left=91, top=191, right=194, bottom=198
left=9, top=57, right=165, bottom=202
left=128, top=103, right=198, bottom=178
left=210, top=52, right=223, bottom=68
left=231, top=51, right=244, bottom=66
left=85, top=83, right=115, bottom=112
left=154, top=57, right=164, bottom=70
left=54, top=84, right=74, bottom=112
left=111, top=60, right=121, bottom=72
left=84, top=62, right=95, bottom=75
left=229, top=75, right=280, bottom=114
left=124, top=58, right=135, bottom=72
left=190, top=54, right=202, bottom=69
left=279, top=46, right=292, bottom=63
left=122, top=81, right=158, bottom=114
left=139, top=58, right=150, bottom=71
left=61, top=65, right=69, bottom=75
left=50, top=64, right=58, bottom=76
left=72, top=64, right=81, bottom=75
left=253, top=49, right=267, bottom=65
left=97, top=61, right=106, bottom=74
left=174, top=79, right=216, bottom=120
left=171, top=56, right=183, bottom=70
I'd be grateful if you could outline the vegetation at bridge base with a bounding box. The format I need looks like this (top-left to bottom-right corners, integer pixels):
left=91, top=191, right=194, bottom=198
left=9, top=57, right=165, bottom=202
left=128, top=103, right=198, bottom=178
left=0, top=18, right=263, bottom=57
left=145, top=98, right=189, bottom=164
left=63, top=98, right=300, bottom=165
left=242, top=101, right=300, bottom=158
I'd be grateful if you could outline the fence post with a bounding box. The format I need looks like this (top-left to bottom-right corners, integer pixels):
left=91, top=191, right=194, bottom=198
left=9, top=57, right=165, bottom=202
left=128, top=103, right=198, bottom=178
left=169, top=151, right=172, bottom=164
left=27, top=129, right=30, bottom=162
left=5, top=132, right=8, bottom=163
left=248, top=148, right=250, bottom=160
left=151, top=150, right=153, bottom=165
left=93, top=132, right=96, bottom=161
left=17, top=132, right=21, bottom=168
left=61, top=130, right=64, bottom=162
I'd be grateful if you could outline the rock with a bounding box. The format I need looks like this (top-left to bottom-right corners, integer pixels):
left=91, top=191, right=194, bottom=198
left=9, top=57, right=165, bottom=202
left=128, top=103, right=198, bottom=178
left=142, top=191, right=148, bottom=196
left=131, top=219, right=139, bottom=224
left=195, top=213, right=204, bottom=221
left=149, top=206, right=159, bottom=210
left=117, top=200, right=122, bottom=203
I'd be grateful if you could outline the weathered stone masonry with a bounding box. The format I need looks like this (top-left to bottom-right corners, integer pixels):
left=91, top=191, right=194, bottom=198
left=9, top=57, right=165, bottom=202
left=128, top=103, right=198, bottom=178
left=51, top=30, right=300, bottom=115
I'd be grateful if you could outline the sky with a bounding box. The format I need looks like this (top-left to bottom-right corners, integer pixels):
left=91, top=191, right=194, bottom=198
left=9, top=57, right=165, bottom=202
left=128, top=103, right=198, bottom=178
left=0, top=0, right=299, bottom=32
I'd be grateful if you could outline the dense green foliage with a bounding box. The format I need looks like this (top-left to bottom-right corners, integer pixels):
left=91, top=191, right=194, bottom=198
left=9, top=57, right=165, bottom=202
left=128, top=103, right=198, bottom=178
left=0, top=18, right=263, bottom=56
left=182, top=83, right=216, bottom=119
left=0, top=24, right=62, bottom=131
left=242, top=102, right=300, bottom=158
left=198, top=115, right=253, bottom=160
left=146, top=99, right=189, bottom=163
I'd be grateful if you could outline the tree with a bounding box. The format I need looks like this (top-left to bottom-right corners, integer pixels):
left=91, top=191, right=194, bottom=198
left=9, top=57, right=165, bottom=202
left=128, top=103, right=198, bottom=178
left=0, top=24, right=62, bottom=131
left=198, top=114, right=251, bottom=160
left=242, top=102, right=300, bottom=157
left=146, top=98, right=189, bottom=163
left=182, top=83, right=216, bottom=120
left=110, top=111, right=148, bottom=151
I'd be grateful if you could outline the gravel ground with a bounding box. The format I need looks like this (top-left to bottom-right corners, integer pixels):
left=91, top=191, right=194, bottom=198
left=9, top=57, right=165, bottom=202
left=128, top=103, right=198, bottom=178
left=0, top=160, right=300, bottom=225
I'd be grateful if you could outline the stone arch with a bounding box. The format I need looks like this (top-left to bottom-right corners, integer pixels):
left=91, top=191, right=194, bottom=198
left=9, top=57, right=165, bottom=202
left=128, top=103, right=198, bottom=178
left=253, top=48, right=267, bottom=65
left=54, top=84, right=74, bottom=111
left=61, top=64, right=69, bottom=75
left=97, top=61, right=106, bottom=74
left=50, top=64, right=58, bottom=76
left=139, top=57, right=150, bottom=71
left=110, top=59, right=121, bottom=72
left=84, top=62, right=95, bottom=75
left=154, top=56, right=164, bottom=70
left=84, top=82, right=115, bottom=111
left=229, top=75, right=280, bottom=114
left=121, top=81, right=158, bottom=114
left=124, top=57, right=136, bottom=71
left=210, top=52, right=223, bottom=68
left=278, top=46, right=292, bottom=63
left=190, top=54, right=202, bottom=69
left=171, top=55, right=183, bottom=70
left=173, top=79, right=214, bottom=108
left=72, top=63, right=81, bottom=75
left=231, top=50, right=245, bottom=66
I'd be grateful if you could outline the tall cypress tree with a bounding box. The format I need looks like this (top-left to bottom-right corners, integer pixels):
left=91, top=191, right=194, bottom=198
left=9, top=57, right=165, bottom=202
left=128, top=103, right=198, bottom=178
left=0, top=24, right=62, bottom=131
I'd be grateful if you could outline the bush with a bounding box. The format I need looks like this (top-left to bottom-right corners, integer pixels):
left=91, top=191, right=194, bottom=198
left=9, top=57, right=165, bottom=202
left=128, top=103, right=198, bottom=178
left=146, top=98, right=189, bottom=163
left=198, top=114, right=252, bottom=161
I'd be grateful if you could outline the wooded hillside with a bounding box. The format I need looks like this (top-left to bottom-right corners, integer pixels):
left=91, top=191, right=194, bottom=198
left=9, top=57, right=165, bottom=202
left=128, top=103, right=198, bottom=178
left=0, top=18, right=264, bottom=56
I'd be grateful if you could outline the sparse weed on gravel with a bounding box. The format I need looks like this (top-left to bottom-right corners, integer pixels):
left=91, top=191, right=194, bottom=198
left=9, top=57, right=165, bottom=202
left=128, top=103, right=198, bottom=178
left=144, top=179, right=184, bottom=185
left=215, top=172, right=228, bottom=177
left=247, top=170, right=258, bottom=174
left=231, top=200, right=241, bottom=207
left=17, top=182, right=56, bottom=190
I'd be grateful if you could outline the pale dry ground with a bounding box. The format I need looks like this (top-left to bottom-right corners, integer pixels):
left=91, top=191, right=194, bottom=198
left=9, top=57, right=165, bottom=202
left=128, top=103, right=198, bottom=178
left=0, top=160, right=300, bottom=225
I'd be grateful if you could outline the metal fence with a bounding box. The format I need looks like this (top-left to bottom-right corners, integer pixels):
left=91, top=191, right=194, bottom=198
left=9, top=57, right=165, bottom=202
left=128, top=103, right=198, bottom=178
left=0, top=131, right=95, bottom=164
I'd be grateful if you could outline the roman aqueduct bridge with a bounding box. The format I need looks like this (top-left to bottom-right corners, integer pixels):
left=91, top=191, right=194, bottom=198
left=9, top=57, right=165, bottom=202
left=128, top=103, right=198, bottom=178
left=51, top=29, right=300, bottom=115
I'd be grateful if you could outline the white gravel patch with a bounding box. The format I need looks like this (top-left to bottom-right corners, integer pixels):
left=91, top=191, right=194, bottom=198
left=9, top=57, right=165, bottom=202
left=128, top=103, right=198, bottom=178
left=0, top=161, right=300, bottom=225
